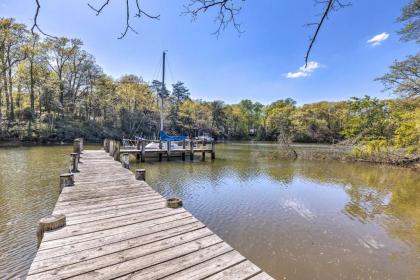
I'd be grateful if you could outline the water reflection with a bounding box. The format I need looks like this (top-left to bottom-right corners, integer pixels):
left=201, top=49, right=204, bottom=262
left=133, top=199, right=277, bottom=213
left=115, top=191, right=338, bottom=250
left=0, top=146, right=81, bottom=279
left=0, top=143, right=418, bottom=279
left=133, top=142, right=419, bottom=280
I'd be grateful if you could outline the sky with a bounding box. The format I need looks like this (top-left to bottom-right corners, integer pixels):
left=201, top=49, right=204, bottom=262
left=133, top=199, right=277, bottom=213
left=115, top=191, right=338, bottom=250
left=0, top=0, right=418, bottom=105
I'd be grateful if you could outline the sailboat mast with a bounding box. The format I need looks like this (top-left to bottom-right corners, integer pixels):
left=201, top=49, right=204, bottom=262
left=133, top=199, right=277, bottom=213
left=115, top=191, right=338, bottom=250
left=160, top=51, right=166, bottom=131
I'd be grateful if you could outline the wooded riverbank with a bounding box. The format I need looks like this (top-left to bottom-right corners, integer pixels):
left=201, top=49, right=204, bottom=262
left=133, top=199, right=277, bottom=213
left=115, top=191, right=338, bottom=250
left=1, top=138, right=418, bottom=170
left=0, top=14, right=418, bottom=169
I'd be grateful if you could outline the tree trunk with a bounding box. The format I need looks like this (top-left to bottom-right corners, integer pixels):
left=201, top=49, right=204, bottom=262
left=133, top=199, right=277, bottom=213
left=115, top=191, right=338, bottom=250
left=0, top=85, right=2, bottom=122
left=30, top=59, right=35, bottom=119
left=2, top=69, right=9, bottom=120
left=38, top=89, right=42, bottom=115
left=58, top=70, right=64, bottom=117
left=7, top=65, right=14, bottom=121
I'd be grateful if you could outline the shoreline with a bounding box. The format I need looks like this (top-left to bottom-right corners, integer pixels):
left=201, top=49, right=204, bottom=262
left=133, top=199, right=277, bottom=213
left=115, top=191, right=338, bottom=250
left=1, top=140, right=418, bottom=170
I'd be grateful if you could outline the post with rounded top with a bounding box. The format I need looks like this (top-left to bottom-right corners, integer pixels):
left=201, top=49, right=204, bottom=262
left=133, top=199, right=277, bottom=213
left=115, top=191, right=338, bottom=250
left=59, top=173, right=74, bottom=193
left=135, top=169, right=146, bottom=181
left=108, top=140, right=113, bottom=156
left=70, top=153, right=79, bottom=173
left=113, top=140, right=121, bottom=161
left=73, top=138, right=81, bottom=154
left=37, top=214, right=66, bottom=247
left=121, top=153, right=130, bottom=169
left=111, top=140, right=116, bottom=156
left=79, top=138, right=84, bottom=152
left=167, top=197, right=182, bottom=208
left=104, top=139, right=110, bottom=153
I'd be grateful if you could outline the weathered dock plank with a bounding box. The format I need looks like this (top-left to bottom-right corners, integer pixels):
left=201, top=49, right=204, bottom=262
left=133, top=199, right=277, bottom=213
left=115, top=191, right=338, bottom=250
left=27, top=149, right=273, bottom=279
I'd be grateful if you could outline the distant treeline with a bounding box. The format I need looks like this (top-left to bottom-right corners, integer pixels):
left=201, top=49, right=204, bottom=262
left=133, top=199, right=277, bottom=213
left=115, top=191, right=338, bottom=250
left=0, top=1, right=419, bottom=164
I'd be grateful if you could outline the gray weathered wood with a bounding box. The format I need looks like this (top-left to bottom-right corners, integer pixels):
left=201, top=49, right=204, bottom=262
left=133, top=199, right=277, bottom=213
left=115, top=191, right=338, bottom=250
left=37, top=214, right=66, bottom=247
left=135, top=169, right=146, bottom=181
left=27, top=149, right=273, bottom=280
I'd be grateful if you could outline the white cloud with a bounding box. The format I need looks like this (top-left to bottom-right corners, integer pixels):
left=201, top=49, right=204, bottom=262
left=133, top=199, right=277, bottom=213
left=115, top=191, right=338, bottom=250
left=367, top=32, right=389, bottom=46
left=286, top=61, right=321, bottom=79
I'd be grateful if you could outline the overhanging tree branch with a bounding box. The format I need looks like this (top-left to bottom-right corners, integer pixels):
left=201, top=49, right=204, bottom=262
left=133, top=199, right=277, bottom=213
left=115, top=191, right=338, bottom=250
left=305, top=0, right=350, bottom=66
left=183, top=0, right=243, bottom=36
left=87, top=0, right=160, bottom=39
left=31, top=0, right=57, bottom=38
left=31, top=0, right=350, bottom=63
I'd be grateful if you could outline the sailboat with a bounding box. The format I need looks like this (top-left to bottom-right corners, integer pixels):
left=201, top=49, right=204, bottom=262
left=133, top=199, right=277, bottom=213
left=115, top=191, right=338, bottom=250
left=145, top=51, right=188, bottom=150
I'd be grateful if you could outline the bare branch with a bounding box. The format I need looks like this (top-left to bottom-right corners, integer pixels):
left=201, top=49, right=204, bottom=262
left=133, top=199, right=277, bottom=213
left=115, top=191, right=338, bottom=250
left=305, top=0, right=351, bottom=66
left=30, top=0, right=350, bottom=65
left=183, top=0, right=244, bottom=36
left=118, top=0, right=137, bottom=39
left=87, top=0, right=111, bottom=15
left=88, top=0, right=160, bottom=39
left=31, top=0, right=58, bottom=38
left=134, top=0, right=160, bottom=19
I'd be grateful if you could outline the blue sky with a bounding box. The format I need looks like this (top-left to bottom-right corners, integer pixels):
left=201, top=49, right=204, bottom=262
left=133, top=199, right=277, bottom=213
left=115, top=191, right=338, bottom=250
left=0, top=0, right=417, bottom=104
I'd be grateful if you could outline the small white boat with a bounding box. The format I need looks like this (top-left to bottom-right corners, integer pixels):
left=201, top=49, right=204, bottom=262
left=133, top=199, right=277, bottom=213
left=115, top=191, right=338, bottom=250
left=145, top=141, right=182, bottom=150
left=195, top=134, right=214, bottom=142
left=145, top=142, right=160, bottom=149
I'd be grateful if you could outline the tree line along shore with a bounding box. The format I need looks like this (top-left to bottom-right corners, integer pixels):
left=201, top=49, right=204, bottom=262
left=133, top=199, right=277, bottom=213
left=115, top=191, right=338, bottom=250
left=0, top=1, right=418, bottom=168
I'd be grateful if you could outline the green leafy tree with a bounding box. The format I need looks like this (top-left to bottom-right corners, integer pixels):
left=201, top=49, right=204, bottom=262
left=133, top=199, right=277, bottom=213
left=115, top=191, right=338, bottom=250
left=398, top=0, right=420, bottom=43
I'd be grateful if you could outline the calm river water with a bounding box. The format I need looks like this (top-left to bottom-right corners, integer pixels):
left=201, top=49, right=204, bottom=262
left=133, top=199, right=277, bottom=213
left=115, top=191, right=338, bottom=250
left=0, top=143, right=419, bottom=279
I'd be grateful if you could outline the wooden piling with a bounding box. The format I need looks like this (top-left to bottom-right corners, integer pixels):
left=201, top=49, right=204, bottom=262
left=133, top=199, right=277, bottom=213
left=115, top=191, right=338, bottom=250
left=121, top=153, right=130, bottom=169
left=189, top=140, right=194, bottom=161
left=104, top=139, right=110, bottom=153
left=158, top=141, right=163, bottom=162
left=73, top=139, right=81, bottom=154
left=211, top=141, right=216, bottom=160
left=202, top=151, right=206, bottom=161
left=135, top=169, right=146, bottom=181
left=59, top=173, right=74, bottom=193
left=79, top=138, right=84, bottom=152
left=167, top=197, right=182, bottom=208
left=113, top=140, right=121, bottom=161
left=167, top=141, right=171, bottom=161
left=136, top=140, right=141, bottom=161
left=182, top=140, right=186, bottom=161
left=109, top=140, right=114, bottom=156
left=37, top=214, right=66, bottom=247
left=70, top=153, right=79, bottom=172
left=141, top=141, right=146, bottom=163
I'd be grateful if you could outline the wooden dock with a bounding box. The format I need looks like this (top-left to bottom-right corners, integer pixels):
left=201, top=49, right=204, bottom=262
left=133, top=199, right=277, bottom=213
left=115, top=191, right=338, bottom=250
left=26, top=148, right=273, bottom=279
left=105, top=139, right=216, bottom=163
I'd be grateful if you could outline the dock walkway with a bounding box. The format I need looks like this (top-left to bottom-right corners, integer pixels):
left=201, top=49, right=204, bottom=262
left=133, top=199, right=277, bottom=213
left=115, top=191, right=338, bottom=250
left=27, top=149, right=273, bottom=279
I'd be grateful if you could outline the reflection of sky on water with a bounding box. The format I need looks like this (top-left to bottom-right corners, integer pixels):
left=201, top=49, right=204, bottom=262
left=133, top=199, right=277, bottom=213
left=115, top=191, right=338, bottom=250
left=2, top=143, right=417, bottom=279
left=136, top=142, right=419, bottom=280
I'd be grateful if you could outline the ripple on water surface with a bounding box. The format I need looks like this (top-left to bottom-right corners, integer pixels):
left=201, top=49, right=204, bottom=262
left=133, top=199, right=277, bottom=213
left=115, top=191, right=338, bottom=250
left=0, top=146, right=71, bottom=279
left=135, top=143, right=420, bottom=280
left=0, top=143, right=419, bottom=280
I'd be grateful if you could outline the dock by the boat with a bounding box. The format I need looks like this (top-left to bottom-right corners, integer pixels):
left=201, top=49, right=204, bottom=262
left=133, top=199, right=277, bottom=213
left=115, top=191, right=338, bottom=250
left=26, top=144, right=273, bottom=279
left=106, top=138, right=216, bottom=162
